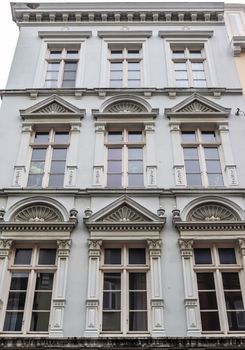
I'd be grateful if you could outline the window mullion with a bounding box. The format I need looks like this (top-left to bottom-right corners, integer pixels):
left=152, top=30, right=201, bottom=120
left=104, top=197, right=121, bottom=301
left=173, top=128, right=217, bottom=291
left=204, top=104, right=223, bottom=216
left=215, top=269, right=228, bottom=333
left=199, top=145, right=207, bottom=187
left=43, top=145, right=52, bottom=188
left=22, top=269, right=35, bottom=334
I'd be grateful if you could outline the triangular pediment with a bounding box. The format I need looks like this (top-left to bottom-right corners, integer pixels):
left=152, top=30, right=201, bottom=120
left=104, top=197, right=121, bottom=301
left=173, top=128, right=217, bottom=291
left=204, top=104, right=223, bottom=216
left=20, top=95, right=85, bottom=120
left=84, top=196, right=165, bottom=232
left=165, top=94, right=231, bottom=119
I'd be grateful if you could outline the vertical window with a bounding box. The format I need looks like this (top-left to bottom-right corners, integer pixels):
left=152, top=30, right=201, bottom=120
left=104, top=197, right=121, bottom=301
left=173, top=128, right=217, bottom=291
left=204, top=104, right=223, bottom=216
left=45, top=48, right=79, bottom=88
left=3, top=247, right=56, bottom=333
left=194, top=245, right=245, bottom=333
left=106, top=130, right=144, bottom=187
left=172, top=46, right=207, bottom=87
left=182, top=129, right=223, bottom=187
left=27, top=129, right=69, bottom=188
left=102, top=246, right=148, bottom=334
left=109, top=47, right=142, bottom=87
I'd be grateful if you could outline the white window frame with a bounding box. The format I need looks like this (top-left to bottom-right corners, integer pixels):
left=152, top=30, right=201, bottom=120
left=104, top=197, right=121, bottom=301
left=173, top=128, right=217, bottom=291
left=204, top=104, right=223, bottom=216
left=1, top=244, right=57, bottom=334
left=105, top=128, right=146, bottom=188
left=99, top=244, right=150, bottom=335
left=181, top=128, right=225, bottom=187
left=100, top=38, right=149, bottom=88
left=164, top=38, right=217, bottom=87
left=194, top=243, right=245, bottom=334
left=27, top=128, right=70, bottom=188
left=33, top=37, right=87, bottom=88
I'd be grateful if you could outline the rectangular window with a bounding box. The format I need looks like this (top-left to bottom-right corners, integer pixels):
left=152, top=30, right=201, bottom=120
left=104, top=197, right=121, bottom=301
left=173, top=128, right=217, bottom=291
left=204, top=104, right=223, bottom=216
left=101, top=246, right=148, bottom=334
left=106, top=129, right=144, bottom=188
left=172, top=46, right=207, bottom=87
left=182, top=129, right=223, bottom=187
left=109, top=47, right=142, bottom=87
left=3, top=247, right=56, bottom=333
left=45, top=48, right=79, bottom=88
left=27, top=129, right=69, bottom=188
left=194, top=245, right=245, bottom=333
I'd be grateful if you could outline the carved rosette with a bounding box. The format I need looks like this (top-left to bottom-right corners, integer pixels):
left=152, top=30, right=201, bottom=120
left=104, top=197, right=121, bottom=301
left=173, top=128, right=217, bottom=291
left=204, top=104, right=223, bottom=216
left=0, top=239, right=13, bottom=258
left=179, top=239, right=194, bottom=258
left=88, top=239, right=102, bottom=257
left=187, top=203, right=238, bottom=222
left=57, top=240, right=72, bottom=258
left=13, top=204, right=63, bottom=222
left=147, top=239, right=162, bottom=257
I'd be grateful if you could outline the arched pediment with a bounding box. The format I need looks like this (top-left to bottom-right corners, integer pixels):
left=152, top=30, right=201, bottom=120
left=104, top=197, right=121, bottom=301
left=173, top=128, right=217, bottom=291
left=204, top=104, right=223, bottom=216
left=187, top=202, right=240, bottom=222
left=84, top=196, right=165, bottom=232
left=12, top=203, right=63, bottom=222
left=165, top=93, right=231, bottom=119
left=104, top=100, right=147, bottom=113
left=20, top=95, right=85, bottom=120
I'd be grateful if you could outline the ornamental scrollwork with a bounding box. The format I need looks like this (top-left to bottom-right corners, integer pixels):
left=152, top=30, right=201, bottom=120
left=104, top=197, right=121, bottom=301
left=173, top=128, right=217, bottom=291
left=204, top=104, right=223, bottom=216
left=187, top=203, right=239, bottom=222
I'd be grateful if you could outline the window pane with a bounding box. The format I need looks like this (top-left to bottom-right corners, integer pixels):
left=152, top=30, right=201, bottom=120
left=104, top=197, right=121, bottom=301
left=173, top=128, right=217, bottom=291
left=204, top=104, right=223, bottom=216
left=128, top=62, right=140, bottom=71
left=3, top=312, right=23, bottom=331
left=64, top=62, right=77, bottom=71
left=189, top=50, right=202, bottom=57
left=34, top=133, right=49, bottom=144
left=129, top=248, right=146, bottom=264
left=107, top=174, right=122, bottom=187
left=194, top=80, right=207, bottom=88
left=30, top=312, right=50, bottom=332
left=47, top=62, right=60, bottom=71
left=128, top=174, right=144, bottom=187
left=207, top=174, right=223, bottom=186
left=201, top=131, right=216, bottom=143
left=128, top=50, right=140, bottom=58
left=197, top=272, right=215, bottom=290
left=103, top=291, right=121, bottom=310
left=184, top=148, right=199, bottom=158
left=108, top=132, right=123, bottom=143
left=128, top=161, right=143, bottom=173
left=102, top=312, right=120, bottom=331
left=104, top=249, right=121, bottom=265
left=110, top=80, right=123, bottom=88
left=10, top=273, right=29, bottom=290
left=176, top=80, right=189, bottom=87
left=172, top=50, right=185, bottom=58
left=50, top=160, right=66, bottom=173
left=128, top=71, right=141, bottom=80
left=29, top=161, right=45, bottom=174
left=227, top=311, right=245, bottom=331
left=111, top=50, right=123, bottom=58
left=185, top=160, right=200, bottom=172
left=222, top=272, right=241, bottom=290
left=38, top=249, right=56, bottom=265
left=224, top=292, right=244, bottom=310
left=7, top=292, right=26, bottom=310
left=108, top=148, right=121, bottom=160
left=128, top=132, right=143, bottom=143
left=110, top=71, right=123, bottom=80
left=129, top=311, right=147, bottom=331
left=35, top=273, right=54, bottom=290
left=192, top=62, right=204, bottom=70
left=14, top=249, right=32, bottom=265
left=52, top=149, right=67, bottom=160
left=63, top=71, right=76, bottom=80
left=204, top=148, right=219, bottom=159
left=31, top=149, right=46, bottom=160
left=201, top=312, right=220, bottom=331
left=174, top=62, right=187, bottom=70
left=199, top=291, right=218, bottom=309
left=49, top=50, right=62, bottom=58
left=108, top=161, right=121, bottom=173
left=175, top=71, right=188, bottom=79
left=27, top=174, right=43, bottom=187
left=62, top=80, right=75, bottom=88
left=219, top=248, right=236, bottom=264
left=186, top=174, right=202, bottom=186
left=128, top=148, right=143, bottom=159
left=32, top=292, right=52, bottom=310
left=206, top=160, right=222, bottom=173
left=129, top=291, right=147, bottom=310
left=66, top=50, right=79, bottom=58
left=48, top=174, right=64, bottom=187
left=128, top=80, right=140, bottom=87
left=194, top=248, right=212, bottom=264
left=111, top=62, right=123, bottom=71
left=182, top=131, right=196, bottom=143
left=104, top=273, right=121, bottom=290
left=129, top=273, right=146, bottom=290
left=193, top=71, right=206, bottom=79
left=55, top=132, right=69, bottom=144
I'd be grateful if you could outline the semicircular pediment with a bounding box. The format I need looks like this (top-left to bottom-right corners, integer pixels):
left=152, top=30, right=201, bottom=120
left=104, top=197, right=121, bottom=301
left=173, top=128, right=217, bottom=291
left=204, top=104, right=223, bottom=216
left=104, top=100, right=147, bottom=113
left=12, top=203, right=63, bottom=222
left=187, top=202, right=239, bottom=222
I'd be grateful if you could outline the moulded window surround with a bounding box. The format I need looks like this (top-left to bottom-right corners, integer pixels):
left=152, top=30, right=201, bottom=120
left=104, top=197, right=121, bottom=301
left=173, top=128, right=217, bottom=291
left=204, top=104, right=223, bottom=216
left=101, top=245, right=149, bottom=334
left=108, top=46, right=143, bottom=88
left=106, top=129, right=145, bottom=188
left=172, top=45, right=207, bottom=88
left=44, top=47, right=80, bottom=88
left=27, top=129, right=70, bottom=188
left=181, top=129, right=224, bottom=187
left=2, top=245, right=56, bottom=334
left=194, top=244, right=245, bottom=334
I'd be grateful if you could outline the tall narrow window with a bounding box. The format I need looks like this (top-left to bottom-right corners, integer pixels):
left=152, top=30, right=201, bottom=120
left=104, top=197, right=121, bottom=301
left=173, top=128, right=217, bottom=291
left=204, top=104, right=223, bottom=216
left=194, top=245, right=245, bottom=333
left=182, top=129, right=223, bottom=187
left=3, top=247, right=56, bottom=333
left=102, top=246, right=148, bottom=334
left=27, top=129, right=69, bottom=188
left=109, top=47, right=142, bottom=87
left=45, top=48, right=79, bottom=88
left=172, top=46, right=207, bottom=87
left=106, top=129, right=144, bottom=187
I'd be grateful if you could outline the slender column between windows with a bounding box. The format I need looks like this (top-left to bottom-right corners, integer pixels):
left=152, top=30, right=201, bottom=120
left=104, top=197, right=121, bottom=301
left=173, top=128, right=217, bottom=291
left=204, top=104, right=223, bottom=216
left=0, top=240, right=12, bottom=318
left=49, top=240, right=71, bottom=337
left=178, top=239, right=201, bottom=335
left=170, top=123, right=186, bottom=186
left=84, top=239, right=102, bottom=337
left=147, top=239, right=165, bottom=336
left=12, top=125, right=33, bottom=187
left=65, top=124, right=81, bottom=187
left=93, top=124, right=106, bottom=187
left=145, top=123, right=157, bottom=187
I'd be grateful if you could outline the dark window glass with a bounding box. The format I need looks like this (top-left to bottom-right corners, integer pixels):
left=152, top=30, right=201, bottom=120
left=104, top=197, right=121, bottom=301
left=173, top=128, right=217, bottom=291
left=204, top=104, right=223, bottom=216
left=222, top=272, right=241, bottom=290
left=182, top=131, right=196, bottom=143
left=38, top=249, right=56, bottom=265
left=129, top=249, right=146, bottom=264
left=14, top=249, right=32, bottom=265
left=34, top=132, right=49, bottom=144
left=104, top=249, right=121, bottom=265
left=219, top=248, right=236, bottom=264
left=194, top=248, right=212, bottom=264
left=201, top=312, right=220, bottom=331
left=197, top=272, right=215, bottom=290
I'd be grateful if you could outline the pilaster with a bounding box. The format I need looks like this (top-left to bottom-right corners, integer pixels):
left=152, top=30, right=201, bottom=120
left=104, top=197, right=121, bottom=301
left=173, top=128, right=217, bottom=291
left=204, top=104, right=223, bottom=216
left=84, top=239, right=102, bottom=337
left=145, top=123, right=157, bottom=187
left=49, top=239, right=71, bottom=337
left=65, top=123, right=81, bottom=187
left=179, top=239, right=201, bottom=336
left=0, top=239, right=12, bottom=313
left=170, top=123, right=186, bottom=186
left=147, top=239, right=165, bottom=336
left=93, top=124, right=105, bottom=187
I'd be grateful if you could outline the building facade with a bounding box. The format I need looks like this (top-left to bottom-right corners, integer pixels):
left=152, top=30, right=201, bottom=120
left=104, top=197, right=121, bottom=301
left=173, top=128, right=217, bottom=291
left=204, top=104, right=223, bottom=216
left=0, top=2, right=245, bottom=349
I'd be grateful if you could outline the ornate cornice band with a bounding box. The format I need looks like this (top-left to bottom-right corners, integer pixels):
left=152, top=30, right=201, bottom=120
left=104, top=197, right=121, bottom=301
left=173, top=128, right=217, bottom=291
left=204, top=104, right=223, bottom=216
left=0, top=222, right=77, bottom=232
left=175, top=221, right=245, bottom=232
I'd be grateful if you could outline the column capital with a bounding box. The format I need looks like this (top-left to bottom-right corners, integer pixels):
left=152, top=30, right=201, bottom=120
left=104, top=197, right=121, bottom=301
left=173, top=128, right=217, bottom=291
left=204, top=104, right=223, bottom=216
left=238, top=238, right=245, bottom=256
left=88, top=239, right=102, bottom=257
left=147, top=239, right=161, bottom=257
left=0, top=239, right=13, bottom=258
left=179, top=239, right=194, bottom=257
left=21, top=124, right=32, bottom=133
left=57, top=239, right=72, bottom=257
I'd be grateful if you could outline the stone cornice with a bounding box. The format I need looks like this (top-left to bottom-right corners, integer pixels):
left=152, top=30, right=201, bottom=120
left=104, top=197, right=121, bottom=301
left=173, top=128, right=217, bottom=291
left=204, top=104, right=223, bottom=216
left=98, top=31, right=152, bottom=38
left=38, top=31, right=92, bottom=39
left=0, top=336, right=245, bottom=348
left=0, top=88, right=243, bottom=100
left=85, top=221, right=165, bottom=232
left=174, top=220, right=245, bottom=232
left=11, top=2, right=224, bottom=26
left=0, top=221, right=77, bottom=232
left=159, top=30, right=213, bottom=38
